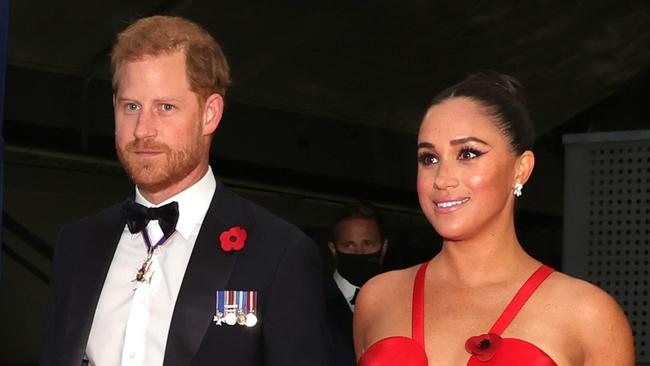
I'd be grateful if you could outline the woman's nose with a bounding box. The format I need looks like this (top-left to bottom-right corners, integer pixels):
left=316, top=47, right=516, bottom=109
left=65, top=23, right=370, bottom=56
left=433, top=165, right=459, bottom=190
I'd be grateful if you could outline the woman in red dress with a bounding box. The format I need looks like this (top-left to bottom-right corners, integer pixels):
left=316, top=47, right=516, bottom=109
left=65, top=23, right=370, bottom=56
left=353, top=71, right=635, bottom=365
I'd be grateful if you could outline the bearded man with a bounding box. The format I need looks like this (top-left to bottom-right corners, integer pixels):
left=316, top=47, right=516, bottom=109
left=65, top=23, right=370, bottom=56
left=41, top=15, right=329, bottom=366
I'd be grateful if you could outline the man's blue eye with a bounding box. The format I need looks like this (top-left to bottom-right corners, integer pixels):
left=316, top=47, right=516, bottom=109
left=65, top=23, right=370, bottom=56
left=161, top=104, right=174, bottom=111
left=126, top=103, right=140, bottom=111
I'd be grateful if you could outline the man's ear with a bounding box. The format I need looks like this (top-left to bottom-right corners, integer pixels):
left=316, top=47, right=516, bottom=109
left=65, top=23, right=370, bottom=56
left=380, top=239, right=389, bottom=265
left=202, top=93, right=224, bottom=135
left=328, top=242, right=337, bottom=257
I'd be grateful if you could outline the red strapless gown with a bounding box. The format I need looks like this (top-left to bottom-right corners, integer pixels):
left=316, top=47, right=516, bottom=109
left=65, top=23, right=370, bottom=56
left=358, top=263, right=557, bottom=365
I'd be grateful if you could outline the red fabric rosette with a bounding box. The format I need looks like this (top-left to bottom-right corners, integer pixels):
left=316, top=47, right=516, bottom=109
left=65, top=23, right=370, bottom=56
left=465, top=333, right=503, bottom=361
left=220, top=226, right=247, bottom=252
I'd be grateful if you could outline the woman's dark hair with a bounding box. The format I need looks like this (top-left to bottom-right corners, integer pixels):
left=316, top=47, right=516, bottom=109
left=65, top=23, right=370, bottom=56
left=430, top=70, right=535, bottom=155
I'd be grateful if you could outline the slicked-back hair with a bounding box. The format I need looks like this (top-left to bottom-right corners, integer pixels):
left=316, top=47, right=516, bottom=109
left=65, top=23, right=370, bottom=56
left=429, top=70, right=535, bottom=155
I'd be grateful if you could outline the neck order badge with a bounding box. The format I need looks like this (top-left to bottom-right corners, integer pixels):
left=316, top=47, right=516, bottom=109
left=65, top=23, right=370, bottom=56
left=122, top=199, right=180, bottom=282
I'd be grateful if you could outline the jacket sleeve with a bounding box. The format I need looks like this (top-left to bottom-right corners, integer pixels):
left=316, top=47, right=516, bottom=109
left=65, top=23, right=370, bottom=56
left=262, top=234, right=332, bottom=366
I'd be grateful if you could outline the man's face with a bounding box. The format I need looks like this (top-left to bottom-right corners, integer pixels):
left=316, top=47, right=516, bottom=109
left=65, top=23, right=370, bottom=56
left=114, top=51, right=208, bottom=195
left=330, top=218, right=385, bottom=255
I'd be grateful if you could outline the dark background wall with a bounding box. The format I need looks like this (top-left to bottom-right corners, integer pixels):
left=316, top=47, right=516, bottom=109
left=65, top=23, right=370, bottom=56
left=0, top=0, right=8, bottom=282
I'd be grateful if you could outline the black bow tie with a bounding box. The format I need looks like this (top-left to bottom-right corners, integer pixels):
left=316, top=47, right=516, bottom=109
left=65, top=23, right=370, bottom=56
left=122, top=199, right=179, bottom=238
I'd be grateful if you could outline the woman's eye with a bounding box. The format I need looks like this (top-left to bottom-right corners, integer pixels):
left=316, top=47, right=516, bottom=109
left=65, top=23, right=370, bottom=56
left=458, top=148, right=482, bottom=160
left=418, top=153, right=438, bottom=166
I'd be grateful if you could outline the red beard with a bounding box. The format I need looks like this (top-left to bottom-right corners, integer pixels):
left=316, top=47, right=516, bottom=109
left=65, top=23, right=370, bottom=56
left=116, top=137, right=203, bottom=194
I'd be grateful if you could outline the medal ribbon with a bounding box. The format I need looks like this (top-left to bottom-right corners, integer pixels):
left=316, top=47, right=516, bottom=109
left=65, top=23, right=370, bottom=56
left=142, top=229, right=175, bottom=254
left=216, top=291, right=224, bottom=314
left=247, top=291, right=257, bottom=314
left=238, top=291, right=246, bottom=313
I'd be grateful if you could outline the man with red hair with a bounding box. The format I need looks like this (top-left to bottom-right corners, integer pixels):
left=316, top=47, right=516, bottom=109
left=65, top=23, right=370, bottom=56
left=41, top=15, right=330, bottom=366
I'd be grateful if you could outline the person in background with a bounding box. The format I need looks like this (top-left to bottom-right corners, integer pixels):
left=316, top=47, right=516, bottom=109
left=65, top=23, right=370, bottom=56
left=354, top=70, right=634, bottom=365
left=329, top=202, right=388, bottom=308
left=41, top=15, right=329, bottom=366
left=325, top=202, right=388, bottom=366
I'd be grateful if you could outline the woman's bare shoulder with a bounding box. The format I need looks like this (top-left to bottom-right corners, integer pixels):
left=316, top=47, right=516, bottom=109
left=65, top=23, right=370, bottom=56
left=358, top=265, right=420, bottom=305
left=353, top=264, right=422, bottom=355
left=545, top=271, right=625, bottom=312
left=354, top=264, right=423, bottom=325
left=544, top=271, right=635, bottom=364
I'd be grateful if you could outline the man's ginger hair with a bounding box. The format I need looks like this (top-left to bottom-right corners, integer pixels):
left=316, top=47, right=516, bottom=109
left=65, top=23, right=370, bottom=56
left=111, top=15, right=231, bottom=101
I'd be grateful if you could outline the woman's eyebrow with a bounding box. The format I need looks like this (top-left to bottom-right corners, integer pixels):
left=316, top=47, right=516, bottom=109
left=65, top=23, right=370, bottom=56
left=450, top=136, right=490, bottom=146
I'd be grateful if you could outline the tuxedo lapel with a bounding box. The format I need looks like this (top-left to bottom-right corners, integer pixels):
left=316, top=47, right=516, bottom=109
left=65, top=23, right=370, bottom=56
left=61, top=206, right=125, bottom=364
left=164, top=184, right=247, bottom=366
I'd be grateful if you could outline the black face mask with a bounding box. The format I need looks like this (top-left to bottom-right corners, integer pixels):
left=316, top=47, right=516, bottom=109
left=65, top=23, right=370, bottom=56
left=336, top=251, right=382, bottom=287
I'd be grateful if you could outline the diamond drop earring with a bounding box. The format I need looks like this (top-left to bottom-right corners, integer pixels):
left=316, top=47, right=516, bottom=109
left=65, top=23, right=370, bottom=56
left=513, top=183, right=523, bottom=197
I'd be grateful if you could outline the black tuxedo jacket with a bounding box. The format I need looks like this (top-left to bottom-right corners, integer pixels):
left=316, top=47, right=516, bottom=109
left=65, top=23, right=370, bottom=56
left=41, top=183, right=331, bottom=366
left=323, top=276, right=356, bottom=366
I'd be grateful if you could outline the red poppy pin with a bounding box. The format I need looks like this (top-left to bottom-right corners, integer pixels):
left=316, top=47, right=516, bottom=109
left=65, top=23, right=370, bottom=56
left=220, top=226, right=247, bottom=252
left=465, top=333, right=502, bottom=361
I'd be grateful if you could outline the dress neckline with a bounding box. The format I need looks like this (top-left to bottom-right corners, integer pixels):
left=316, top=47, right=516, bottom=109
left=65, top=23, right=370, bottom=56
left=358, top=262, right=558, bottom=366
left=412, top=263, right=555, bottom=348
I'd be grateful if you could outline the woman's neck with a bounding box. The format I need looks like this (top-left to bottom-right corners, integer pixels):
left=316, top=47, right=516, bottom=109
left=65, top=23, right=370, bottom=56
left=433, top=222, right=538, bottom=287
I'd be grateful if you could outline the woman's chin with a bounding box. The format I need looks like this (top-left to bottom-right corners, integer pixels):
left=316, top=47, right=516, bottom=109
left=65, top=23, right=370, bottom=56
left=432, top=225, right=469, bottom=242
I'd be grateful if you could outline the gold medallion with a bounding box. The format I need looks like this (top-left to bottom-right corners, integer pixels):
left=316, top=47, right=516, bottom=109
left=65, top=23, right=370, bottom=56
left=236, top=311, right=247, bottom=325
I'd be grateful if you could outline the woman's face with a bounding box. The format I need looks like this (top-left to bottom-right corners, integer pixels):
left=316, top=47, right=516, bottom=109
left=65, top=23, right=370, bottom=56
left=417, top=97, right=525, bottom=241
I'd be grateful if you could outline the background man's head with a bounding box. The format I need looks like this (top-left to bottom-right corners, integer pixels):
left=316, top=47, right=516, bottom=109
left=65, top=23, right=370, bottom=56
left=328, top=203, right=388, bottom=286
left=329, top=203, right=386, bottom=255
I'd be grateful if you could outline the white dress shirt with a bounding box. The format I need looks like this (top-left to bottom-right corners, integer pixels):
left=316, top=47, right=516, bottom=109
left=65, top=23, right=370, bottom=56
left=333, top=270, right=359, bottom=312
left=86, top=167, right=216, bottom=366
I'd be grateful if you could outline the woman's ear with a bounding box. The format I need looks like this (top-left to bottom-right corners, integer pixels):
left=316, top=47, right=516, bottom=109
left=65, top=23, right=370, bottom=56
left=514, top=150, right=535, bottom=185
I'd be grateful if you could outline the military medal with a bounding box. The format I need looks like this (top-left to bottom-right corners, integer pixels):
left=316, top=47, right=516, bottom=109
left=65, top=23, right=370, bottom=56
left=213, top=291, right=225, bottom=325
left=236, top=311, right=247, bottom=325
left=245, top=290, right=258, bottom=327
left=224, top=291, right=238, bottom=325
left=236, top=291, right=247, bottom=325
left=214, top=290, right=258, bottom=327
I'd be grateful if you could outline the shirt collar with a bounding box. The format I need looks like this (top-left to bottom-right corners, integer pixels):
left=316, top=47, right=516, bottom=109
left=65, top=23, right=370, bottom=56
left=133, top=166, right=217, bottom=240
left=333, top=270, right=358, bottom=300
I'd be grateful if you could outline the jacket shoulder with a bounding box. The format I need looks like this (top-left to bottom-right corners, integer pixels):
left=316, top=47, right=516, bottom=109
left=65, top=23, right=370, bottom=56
left=56, top=202, right=124, bottom=252
left=59, top=202, right=124, bottom=233
left=218, top=186, right=309, bottom=243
